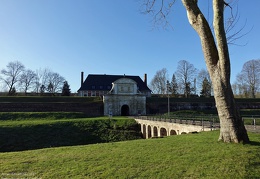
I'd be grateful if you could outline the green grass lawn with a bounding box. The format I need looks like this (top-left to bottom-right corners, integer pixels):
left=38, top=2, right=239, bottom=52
left=0, top=131, right=259, bottom=179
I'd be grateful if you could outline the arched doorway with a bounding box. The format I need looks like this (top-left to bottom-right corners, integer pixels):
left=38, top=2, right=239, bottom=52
left=121, top=105, right=129, bottom=116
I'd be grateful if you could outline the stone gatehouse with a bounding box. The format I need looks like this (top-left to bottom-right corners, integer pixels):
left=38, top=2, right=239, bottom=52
left=103, top=78, right=147, bottom=116
left=78, top=73, right=151, bottom=116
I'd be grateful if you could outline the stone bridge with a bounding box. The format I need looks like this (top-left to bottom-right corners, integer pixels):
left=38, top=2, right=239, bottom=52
left=135, top=117, right=217, bottom=139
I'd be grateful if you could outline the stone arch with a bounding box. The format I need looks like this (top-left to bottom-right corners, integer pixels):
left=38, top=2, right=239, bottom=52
left=160, top=127, right=167, bottom=137
left=153, top=126, right=158, bottom=137
left=170, top=130, right=177, bottom=135
left=181, top=132, right=187, bottom=134
left=147, top=125, right=152, bottom=138
left=142, top=124, right=146, bottom=138
left=121, top=104, right=129, bottom=116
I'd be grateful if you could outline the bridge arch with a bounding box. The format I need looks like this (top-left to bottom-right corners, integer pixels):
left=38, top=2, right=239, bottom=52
left=142, top=124, right=146, bottom=138
left=170, top=130, right=177, bottom=135
left=153, top=126, right=158, bottom=137
left=147, top=125, right=152, bottom=138
left=160, top=127, right=167, bottom=137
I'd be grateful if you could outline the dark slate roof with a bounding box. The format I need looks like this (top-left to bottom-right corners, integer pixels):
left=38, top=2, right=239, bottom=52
left=78, top=74, right=151, bottom=92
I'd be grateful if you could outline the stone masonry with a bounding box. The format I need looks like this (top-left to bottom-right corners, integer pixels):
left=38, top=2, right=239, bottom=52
left=103, top=77, right=146, bottom=116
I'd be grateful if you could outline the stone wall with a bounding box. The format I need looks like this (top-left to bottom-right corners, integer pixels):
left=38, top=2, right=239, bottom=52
left=146, top=98, right=260, bottom=114
left=0, top=102, right=103, bottom=116
left=0, top=98, right=258, bottom=116
left=103, top=95, right=146, bottom=116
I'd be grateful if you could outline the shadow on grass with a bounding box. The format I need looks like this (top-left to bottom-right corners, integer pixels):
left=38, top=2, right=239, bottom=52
left=0, top=124, right=99, bottom=152
left=0, top=120, right=142, bottom=152
left=249, top=141, right=260, bottom=146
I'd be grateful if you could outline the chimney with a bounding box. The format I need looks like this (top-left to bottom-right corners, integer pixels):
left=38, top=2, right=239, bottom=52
left=144, top=73, right=147, bottom=85
left=81, top=72, right=84, bottom=87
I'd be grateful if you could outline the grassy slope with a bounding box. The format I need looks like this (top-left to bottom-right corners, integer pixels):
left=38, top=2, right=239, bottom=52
left=0, top=115, right=142, bottom=152
left=0, top=131, right=259, bottom=178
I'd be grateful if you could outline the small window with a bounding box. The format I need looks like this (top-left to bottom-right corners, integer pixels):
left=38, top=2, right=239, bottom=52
left=92, top=86, right=95, bottom=89
left=100, top=86, right=103, bottom=89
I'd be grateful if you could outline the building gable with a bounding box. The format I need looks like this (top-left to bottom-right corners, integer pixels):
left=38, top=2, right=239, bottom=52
left=78, top=74, right=151, bottom=97
left=110, top=78, right=138, bottom=95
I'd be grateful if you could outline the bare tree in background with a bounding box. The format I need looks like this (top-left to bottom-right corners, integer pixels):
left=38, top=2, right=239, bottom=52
left=34, top=68, right=50, bottom=94
left=19, top=69, right=37, bottom=95
left=34, top=68, right=65, bottom=95
left=0, top=61, right=25, bottom=95
left=142, top=0, right=250, bottom=143
left=34, top=69, right=44, bottom=94
left=46, top=71, right=65, bottom=95
left=236, top=59, right=260, bottom=98
left=175, top=60, right=197, bottom=97
left=234, top=74, right=244, bottom=97
left=235, top=73, right=249, bottom=97
left=150, top=68, right=168, bottom=95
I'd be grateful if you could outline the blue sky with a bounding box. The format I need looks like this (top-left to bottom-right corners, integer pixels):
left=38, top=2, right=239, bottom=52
left=0, top=0, right=259, bottom=92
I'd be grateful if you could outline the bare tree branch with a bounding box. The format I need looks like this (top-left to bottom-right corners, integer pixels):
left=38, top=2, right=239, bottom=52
left=224, top=0, right=253, bottom=45
left=141, top=0, right=176, bottom=29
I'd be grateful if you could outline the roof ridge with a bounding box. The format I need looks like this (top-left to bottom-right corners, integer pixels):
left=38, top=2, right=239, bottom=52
left=88, top=74, right=138, bottom=76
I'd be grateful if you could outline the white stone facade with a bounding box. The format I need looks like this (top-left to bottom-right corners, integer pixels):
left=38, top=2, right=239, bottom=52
left=103, top=78, right=146, bottom=116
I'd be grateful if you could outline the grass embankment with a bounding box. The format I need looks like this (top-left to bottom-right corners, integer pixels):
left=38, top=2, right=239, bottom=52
left=0, top=131, right=259, bottom=178
left=0, top=112, right=142, bottom=152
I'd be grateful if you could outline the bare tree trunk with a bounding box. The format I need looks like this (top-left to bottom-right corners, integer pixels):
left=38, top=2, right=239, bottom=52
left=182, top=0, right=249, bottom=143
